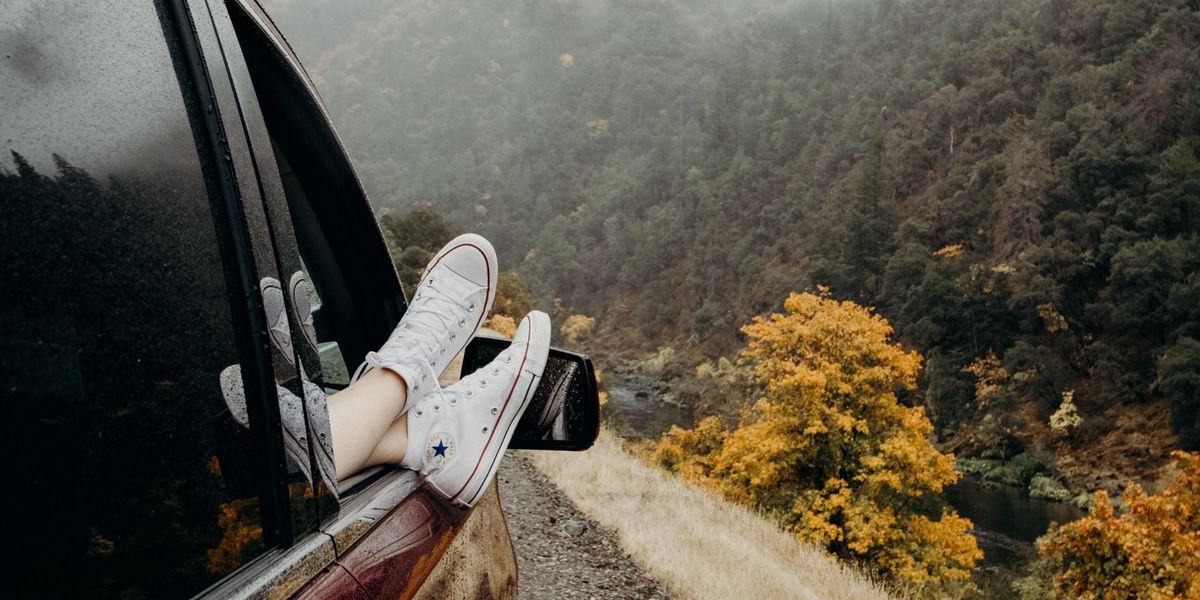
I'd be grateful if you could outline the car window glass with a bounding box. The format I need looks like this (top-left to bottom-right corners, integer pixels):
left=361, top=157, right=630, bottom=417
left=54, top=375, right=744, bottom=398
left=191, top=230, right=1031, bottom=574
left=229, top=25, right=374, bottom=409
left=299, top=257, right=354, bottom=388
left=1, top=1, right=269, bottom=596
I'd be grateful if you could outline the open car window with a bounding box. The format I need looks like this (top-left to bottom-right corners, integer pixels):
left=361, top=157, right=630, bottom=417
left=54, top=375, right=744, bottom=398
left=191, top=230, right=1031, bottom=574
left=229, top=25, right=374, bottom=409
left=225, top=0, right=409, bottom=500
left=227, top=0, right=406, bottom=377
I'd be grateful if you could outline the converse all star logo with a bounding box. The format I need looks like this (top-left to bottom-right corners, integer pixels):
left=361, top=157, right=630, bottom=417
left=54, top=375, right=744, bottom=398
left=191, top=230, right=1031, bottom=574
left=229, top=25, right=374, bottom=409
left=425, top=432, right=456, bottom=468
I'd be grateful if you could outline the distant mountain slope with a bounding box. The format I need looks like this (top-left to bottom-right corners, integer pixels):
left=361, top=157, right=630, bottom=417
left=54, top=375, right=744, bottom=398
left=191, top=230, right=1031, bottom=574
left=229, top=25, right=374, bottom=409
left=264, top=0, right=1200, bottom=481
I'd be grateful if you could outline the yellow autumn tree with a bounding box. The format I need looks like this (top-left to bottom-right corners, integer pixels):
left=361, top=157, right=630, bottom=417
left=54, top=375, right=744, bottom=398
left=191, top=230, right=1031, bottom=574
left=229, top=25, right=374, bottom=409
left=560, top=313, right=596, bottom=346
left=484, top=313, right=517, bottom=337
left=1036, top=450, right=1200, bottom=599
left=493, top=272, right=534, bottom=320
left=485, top=271, right=534, bottom=337
left=654, top=291, right=980, bottom=587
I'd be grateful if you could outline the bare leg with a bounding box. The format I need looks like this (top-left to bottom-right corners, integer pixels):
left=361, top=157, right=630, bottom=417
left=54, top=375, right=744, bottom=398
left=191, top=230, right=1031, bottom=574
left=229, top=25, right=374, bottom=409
left=364, top=416, right=409, bottom=467
left=328, top=368, right=410, bottom=479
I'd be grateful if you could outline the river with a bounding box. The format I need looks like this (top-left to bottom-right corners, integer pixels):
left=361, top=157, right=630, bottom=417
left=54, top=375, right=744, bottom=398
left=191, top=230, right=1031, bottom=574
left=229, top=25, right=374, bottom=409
left=605, top=381, right=1087, bottom=597
left=603, top=384, right=693, bottom=440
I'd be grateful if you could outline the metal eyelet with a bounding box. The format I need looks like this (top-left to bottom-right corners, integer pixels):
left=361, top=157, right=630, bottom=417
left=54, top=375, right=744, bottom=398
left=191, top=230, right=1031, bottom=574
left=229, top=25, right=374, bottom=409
left=478, top=379, right=487, bottom=389
left=449, top=398, right=457, bottom=407
left=490, top=407, right=498, bottom=415
left=415, top=409, right=424, bottom=418
left=468, top=303, right=475, bottom=312
left=450, top=334, right=456, bottom=341
left=503, top=354, right=512, bottom=364
left=482, top=426, right=489, bottom=434
left=458, top=318, right=466, bottom=327
left=491, top=367, right=500, bottom=376
left=432, top=404, right=440, bottom=412
left=466, top=390, right=474, bottom=399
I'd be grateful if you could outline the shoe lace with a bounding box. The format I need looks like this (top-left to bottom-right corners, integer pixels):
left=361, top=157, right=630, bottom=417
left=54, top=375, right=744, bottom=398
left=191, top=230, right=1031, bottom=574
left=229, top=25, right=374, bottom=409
left=410, top=368, right=464, bottom=434
left=399, top=280, right=481, bottom=356
left=351, top=278, right=483, bottom=383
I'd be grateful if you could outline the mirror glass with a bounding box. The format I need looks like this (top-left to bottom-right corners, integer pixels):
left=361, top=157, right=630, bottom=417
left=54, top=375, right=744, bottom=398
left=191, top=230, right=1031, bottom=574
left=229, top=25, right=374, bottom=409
left=463, top=336, right=600, bottom=451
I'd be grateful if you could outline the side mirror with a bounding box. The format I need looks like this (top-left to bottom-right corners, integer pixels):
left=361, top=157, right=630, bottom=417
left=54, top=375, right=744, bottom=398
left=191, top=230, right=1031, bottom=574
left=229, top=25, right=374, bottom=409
left=462, top=335, right=600, bottom=451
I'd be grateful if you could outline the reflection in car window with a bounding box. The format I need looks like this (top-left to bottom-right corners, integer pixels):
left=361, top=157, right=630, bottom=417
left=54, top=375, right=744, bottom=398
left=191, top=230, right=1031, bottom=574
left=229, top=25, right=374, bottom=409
left=1, top=1, right=267, bottom=596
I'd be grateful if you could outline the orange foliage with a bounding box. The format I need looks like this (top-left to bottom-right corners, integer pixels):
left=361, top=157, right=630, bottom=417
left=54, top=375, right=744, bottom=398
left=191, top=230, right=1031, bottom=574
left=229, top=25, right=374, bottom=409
left=962, top=350, right=1007, bottom=410
left=560, top=313, right=596, bottom=346
left=484, top=314, right=517, bottom=337
left=654, top=291, right=980, bottom=587
left=1037, top=451, right=1200, bottom=599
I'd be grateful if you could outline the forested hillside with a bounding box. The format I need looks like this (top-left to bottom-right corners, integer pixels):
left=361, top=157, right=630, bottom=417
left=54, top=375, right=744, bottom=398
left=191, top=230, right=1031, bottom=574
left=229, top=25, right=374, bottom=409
left=265, top=0, right=1200, bottom=490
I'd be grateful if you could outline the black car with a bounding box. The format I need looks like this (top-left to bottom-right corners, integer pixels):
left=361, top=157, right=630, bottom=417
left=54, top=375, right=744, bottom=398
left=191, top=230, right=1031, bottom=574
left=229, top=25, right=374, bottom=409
left=1, top=1, right=598, bottom=597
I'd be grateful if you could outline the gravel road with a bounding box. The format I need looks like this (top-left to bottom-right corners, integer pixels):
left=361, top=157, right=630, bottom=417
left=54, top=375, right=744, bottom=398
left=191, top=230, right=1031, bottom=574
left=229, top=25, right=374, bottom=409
left=498, top=452, right=672, bottom=600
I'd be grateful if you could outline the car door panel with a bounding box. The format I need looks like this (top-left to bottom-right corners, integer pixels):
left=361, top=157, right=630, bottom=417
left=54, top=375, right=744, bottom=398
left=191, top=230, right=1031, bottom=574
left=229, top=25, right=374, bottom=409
left=195, top=530, right=338, bottom=599
left=292, top=563, right=371, bottom=600
left=411, top=483, right=518, bottom=600
left=2, top=0, right=311, bottom=594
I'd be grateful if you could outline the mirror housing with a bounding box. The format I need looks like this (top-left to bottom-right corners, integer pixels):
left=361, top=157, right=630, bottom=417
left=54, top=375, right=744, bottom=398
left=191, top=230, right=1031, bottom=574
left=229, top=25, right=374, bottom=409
left=462, top=335, right=600, bottom=451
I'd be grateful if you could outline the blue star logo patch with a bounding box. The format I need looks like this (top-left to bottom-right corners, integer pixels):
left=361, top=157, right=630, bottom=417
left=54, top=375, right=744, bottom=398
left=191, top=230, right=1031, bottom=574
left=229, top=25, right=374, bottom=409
left=426, top=433, right=455, bottom=467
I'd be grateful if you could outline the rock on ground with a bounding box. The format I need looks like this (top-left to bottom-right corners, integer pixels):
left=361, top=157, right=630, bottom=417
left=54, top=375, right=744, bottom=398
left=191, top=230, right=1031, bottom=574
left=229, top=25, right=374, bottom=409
left=498, top=452, right=672, bottom=600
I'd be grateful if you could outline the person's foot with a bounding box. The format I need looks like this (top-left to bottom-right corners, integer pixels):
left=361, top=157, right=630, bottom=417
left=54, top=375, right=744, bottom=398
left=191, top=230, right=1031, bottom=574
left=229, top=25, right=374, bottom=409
left=401, top=311, right=550, bottom=508
left=352, top=233, right=497, bottom=411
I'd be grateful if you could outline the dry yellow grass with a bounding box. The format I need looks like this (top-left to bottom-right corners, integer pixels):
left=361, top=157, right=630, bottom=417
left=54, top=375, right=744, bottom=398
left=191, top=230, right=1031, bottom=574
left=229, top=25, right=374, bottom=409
left=524, top=430, right=893, bottom=600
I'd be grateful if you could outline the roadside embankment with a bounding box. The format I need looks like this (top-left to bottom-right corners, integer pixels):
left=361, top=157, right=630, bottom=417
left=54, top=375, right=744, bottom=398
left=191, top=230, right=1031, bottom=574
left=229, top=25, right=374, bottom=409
left=498, top=453, right=671, bottom=599
left=525, top=430, right=892, bottom=600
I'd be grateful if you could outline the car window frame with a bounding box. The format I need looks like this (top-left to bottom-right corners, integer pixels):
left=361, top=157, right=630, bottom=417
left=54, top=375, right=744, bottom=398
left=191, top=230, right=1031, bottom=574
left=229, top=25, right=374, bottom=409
left=226, top=0, right=408, bottom=367
left=169, top=0, right=327, bottom=539
left=181, top=0, right=434, bottom=596
left=213, top=3, right=501, bottom=597
left=159, top=2, right=356, bottom=598
left=218, top=0, right=407, bottom=504
left=223, top=0, right=417, bottom=503
left=223, top=0, right=417, bottom=507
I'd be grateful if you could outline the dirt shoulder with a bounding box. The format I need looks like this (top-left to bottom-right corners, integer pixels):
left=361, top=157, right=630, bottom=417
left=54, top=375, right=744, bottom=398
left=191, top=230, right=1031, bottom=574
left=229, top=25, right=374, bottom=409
left=498, top=452, right=672, bottom=600
left=527, top=432, right=891, bottom=600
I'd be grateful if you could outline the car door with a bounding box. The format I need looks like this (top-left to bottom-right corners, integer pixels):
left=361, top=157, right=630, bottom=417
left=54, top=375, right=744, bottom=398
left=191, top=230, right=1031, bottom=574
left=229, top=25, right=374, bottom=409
left=1, top=0, right=321, bottom=595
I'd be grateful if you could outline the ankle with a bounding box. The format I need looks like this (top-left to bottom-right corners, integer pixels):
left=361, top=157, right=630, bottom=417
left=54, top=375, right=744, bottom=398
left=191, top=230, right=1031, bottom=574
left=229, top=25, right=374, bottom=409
left=357, top=368, right=409, bottom=416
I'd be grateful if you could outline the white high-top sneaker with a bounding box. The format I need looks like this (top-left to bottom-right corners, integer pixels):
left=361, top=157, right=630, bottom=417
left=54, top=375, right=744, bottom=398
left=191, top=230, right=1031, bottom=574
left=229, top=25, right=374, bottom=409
left=352, top=233, right=498, bottom=409
left=402, top=311, right=551, bottom=508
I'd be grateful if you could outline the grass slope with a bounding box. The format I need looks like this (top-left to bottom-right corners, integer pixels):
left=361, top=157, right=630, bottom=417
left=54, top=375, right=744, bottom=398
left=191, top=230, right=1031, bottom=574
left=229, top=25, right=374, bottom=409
left=524, top=431, right=892, bottom=600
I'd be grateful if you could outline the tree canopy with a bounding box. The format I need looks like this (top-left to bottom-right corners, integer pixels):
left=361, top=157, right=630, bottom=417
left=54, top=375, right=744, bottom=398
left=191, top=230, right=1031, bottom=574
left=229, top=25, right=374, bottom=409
left=270, top=0, right=1200, bottom=462
left=654, top=292, right=981, bottom=587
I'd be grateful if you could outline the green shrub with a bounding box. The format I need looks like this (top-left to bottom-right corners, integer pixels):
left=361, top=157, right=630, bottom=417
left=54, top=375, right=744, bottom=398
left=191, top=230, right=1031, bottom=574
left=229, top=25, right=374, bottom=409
left=1028, top=475, right=1072, bottom=502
